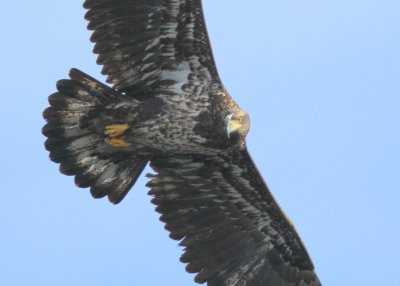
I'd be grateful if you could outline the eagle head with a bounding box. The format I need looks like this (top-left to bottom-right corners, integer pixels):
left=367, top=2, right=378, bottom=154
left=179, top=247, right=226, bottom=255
left=225, top=110, right=250, bottom=146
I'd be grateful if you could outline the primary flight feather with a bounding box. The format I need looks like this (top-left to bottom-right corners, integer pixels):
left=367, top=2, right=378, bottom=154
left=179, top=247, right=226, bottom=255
left=42, top=1, right=322, bottom=285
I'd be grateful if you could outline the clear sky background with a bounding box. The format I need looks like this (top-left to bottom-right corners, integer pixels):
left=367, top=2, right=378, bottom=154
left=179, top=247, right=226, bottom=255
left=1, top=1, right=399, bottom=285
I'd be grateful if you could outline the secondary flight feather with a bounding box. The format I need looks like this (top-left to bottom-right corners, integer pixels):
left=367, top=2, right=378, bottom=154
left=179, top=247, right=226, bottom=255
left=42, top=1, right=322, bottom=285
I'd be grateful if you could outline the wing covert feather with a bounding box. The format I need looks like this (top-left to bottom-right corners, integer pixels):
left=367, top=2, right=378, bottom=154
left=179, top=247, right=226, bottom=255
left=147, top=149, right=322, bottom=286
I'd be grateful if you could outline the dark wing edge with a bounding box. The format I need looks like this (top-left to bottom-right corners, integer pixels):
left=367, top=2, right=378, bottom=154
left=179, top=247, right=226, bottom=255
left=83, top=0, right=221, bottom=99
left=147, top=149, right=322, bottom=286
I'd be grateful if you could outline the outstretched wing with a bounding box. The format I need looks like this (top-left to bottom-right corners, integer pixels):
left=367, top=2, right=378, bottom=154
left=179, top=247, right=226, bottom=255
left=83, top=0, right=220, bottom=99
left=147, top=149, right=321, bottom=286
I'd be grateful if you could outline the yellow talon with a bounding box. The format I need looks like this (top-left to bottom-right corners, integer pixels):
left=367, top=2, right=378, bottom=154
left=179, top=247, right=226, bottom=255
left=104, top=137, right=132, bottom=147
left=104, top=124, right=129, bottom=138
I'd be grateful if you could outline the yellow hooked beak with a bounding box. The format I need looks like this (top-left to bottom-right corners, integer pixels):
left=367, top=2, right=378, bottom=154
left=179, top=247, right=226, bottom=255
left=226, top=110, right=250, bottom=138
left=227, top=118, right=243, bottom=136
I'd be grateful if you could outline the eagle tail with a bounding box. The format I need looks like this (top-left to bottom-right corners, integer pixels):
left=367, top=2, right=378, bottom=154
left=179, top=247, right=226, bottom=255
left=42, top=68, right=147, bottom=204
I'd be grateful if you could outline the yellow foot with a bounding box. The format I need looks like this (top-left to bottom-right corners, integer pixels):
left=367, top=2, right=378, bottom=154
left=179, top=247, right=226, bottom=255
left=104, top=137, right=132, bottom=147
left=104, top=124, right=129, bottom=138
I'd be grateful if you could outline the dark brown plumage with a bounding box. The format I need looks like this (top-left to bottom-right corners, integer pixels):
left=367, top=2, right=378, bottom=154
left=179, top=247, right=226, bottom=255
left=42, top=1, right=322, bottom=285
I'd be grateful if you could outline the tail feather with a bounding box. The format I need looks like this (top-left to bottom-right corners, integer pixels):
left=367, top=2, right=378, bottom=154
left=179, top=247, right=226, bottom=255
left=43, top=68, right=147, bottom=204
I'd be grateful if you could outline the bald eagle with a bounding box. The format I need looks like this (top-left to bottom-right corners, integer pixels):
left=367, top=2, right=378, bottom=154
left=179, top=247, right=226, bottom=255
left=42, top=1, right=322, bottom=285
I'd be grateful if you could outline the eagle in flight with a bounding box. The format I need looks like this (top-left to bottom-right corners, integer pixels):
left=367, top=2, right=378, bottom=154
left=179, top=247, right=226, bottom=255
left=42, top=1, right=322, bottom=285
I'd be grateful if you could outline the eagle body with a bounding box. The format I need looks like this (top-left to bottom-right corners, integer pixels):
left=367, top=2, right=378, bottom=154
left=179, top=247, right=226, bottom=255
left=42, top=1, right=322, bottom=285
left=129, top=84, right=243, bottom=154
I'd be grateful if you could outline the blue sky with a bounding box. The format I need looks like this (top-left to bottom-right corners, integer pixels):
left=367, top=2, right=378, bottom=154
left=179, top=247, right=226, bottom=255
left=1, top=1, right=399, bottom=285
